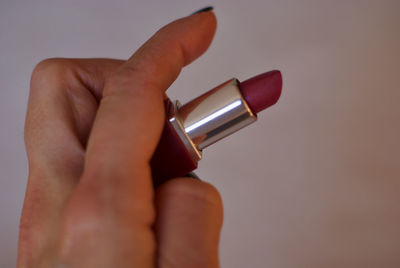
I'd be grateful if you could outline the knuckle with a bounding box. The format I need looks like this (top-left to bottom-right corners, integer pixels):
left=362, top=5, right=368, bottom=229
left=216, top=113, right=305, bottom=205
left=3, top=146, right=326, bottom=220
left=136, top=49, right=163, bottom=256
left=102, top=71, right=127, bottom=95
left=164, top=179, right=223, bottom=208
left=102, top=70, right=128, bottom=97
left=105, top=65, right=143, bottom=88
left=30, top=58, right=73, bottom=88
left=32, top=58, right=64, bottom=78
left=103, top=68, right=162, bottom=100
left=197, top=182, right=223, bottom=207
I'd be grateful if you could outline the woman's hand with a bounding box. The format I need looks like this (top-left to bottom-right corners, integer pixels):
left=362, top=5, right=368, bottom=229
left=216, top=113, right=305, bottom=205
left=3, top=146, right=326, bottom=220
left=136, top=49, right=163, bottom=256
left=18, top=10, right=223, bottom=268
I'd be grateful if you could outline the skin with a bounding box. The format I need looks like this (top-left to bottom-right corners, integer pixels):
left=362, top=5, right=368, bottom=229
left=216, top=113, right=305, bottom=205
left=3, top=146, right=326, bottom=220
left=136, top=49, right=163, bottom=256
left=18, top=11, right=223, bottom=268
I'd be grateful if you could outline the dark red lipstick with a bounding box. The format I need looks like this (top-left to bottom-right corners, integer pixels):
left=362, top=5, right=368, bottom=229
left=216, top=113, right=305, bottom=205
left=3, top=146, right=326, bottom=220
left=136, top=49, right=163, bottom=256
left=240, top=70, right=282, bottom=114
left=150, top=70, right=282, bottom=186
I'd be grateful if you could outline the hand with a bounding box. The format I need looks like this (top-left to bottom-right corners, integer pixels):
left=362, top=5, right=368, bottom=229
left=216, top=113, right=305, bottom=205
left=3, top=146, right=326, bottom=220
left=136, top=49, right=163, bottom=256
left=18, top=11, right=223, bottom=268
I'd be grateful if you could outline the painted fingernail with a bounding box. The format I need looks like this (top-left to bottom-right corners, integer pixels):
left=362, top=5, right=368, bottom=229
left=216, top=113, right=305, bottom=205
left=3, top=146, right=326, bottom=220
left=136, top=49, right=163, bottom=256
left=191, top=6, right=214, bottom=16
left=185, top=172, right=201, bottom=180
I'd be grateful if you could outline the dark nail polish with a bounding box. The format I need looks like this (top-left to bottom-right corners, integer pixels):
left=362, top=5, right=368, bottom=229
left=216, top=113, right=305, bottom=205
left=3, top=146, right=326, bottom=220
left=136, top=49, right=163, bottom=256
left=191, top=6, right=214, bottom=16
left=185, top=172, right=201, bottom=180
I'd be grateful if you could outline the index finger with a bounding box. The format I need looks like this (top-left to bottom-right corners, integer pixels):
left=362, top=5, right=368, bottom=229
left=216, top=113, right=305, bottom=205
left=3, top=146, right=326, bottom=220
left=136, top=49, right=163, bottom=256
left=83, top=11, right=216, bottom=205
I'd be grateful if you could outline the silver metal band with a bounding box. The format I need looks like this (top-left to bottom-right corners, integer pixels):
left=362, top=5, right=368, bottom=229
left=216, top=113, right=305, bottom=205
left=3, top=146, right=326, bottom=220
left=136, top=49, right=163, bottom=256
left=168, top=78, right=257, bottom=156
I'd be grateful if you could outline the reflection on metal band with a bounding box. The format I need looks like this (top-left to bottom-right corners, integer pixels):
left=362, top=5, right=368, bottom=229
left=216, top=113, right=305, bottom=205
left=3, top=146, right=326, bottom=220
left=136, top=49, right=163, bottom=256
left=184, top=100, right=242, bottom=133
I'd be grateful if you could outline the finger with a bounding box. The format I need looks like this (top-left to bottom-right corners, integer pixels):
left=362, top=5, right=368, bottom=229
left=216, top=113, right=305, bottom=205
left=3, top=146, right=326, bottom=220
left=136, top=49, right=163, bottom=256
left=155, top=178, right=223, bottom=268
left=81, top=11, right=217, bottom=207
left=58, top=12, right=217, bottom=267
left=19, top=58, right=124, bottom=267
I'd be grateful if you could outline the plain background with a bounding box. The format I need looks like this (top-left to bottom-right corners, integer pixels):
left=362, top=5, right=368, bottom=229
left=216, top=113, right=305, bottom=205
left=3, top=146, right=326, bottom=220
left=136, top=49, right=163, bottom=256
left=1, top=0, right=400, bottom=267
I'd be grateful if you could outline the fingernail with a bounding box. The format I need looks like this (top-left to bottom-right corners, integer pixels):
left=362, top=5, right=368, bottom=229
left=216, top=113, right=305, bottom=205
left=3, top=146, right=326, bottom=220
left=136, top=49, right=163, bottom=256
left=185, top=172, right=201, bottom=180
left=191, top=6, right=214, bottom=16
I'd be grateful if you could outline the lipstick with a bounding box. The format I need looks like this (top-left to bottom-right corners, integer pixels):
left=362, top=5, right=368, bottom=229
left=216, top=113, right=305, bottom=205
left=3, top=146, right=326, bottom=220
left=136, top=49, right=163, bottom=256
left=150, top=70, right=282, bottom=186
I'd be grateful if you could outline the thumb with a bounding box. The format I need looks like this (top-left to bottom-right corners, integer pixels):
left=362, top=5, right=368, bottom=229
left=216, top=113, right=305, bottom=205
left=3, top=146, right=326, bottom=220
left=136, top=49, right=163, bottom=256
left=155, top=178, right=223, bottom=267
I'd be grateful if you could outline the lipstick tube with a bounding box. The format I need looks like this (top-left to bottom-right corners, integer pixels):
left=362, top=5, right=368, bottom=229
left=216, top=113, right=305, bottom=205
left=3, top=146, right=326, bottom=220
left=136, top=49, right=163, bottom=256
left=150, top=71, right=282, bottom=186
